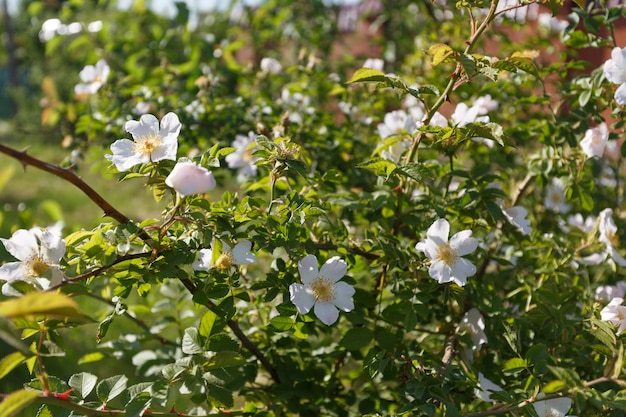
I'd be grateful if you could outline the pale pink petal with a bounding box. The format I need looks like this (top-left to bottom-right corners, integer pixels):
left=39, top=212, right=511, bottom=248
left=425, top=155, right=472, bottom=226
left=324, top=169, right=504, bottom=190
left=165, top=162, right=216, bottom=197
left=319, top=256, right=347, bottom=282
left=289, top=283, right=316, bottom=314
left=39, top=230, right=65, bottom=263
left=298, top=254, right=319, bottom=285
left=314, top=301, right=340, bottom=325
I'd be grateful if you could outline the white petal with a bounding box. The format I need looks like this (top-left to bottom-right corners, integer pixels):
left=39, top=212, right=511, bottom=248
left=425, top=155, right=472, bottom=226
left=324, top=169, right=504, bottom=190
left=615, top=83, right=626, bottom=106
left=159, top=112, right=182, bottom=139
left=319, top=256, right=347, bottom=282
left=449, top=230, right=478, bottom=256
left=427, top=219, right=450, bottom=246
left=106, top=139, right=148, bottom=171
left=313, top=301, right=340, bottom=325
left=150, top=137, right=178, bottom=162
left=429, top=260, right=453, bottom=284
left=298, top=254, right=319, bottom=285
left=289, top=283, right=315, bottom=314
left=1, top=229, right=38, bottom=261
left=192, top=248, right=213, bottom=271
left=232, top=241, right=256, bottom=265
left=450, top=257, right=476, bottom=284
left=0, top=262, right=26, bottom=283
left=126, top=114, right=159, bottom=138
left=39, top=230, right=66, bottom=263
left=333, top=281, right=355, bottom=311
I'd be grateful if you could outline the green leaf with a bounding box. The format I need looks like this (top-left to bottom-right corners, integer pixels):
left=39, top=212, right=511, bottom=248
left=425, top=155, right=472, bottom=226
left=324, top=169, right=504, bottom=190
left=96, top=374, right=128, bottom=404
left=347, top=68, right=387, bottom=84
left=502, top=358, right=527, bottom=374
left=0, top=389, right=40, bottom=417
left=269, top=316, right=294, bottom=331
left=182, top=327, right=204, bottom=354
left=427, top=43, right=455, bottom=66
left=395, top=163, right=434, bottom=182
left=124, top=392, right=151, bottom=417
left=68, top=372, right=98, bottom=399
left=0, top=292, right=83, bottom=319
left=205, top=351, right=246, bottom=369
left=199, top=310, right=218, bottom=338
left=340, top=328, right=374, bottom=351
left=0, top=165, right=15, bottom=192
left=0, top=351, right=27, bottom=381
left=357, top=158, right=396, bottom=179
left=547, top=366, right=582, bottom=387
left=589, top=317, right=617, bottom=350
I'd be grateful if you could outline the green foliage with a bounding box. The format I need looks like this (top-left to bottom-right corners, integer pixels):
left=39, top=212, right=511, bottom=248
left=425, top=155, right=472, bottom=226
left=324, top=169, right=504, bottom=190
left=3, top=0, right=626, bottom=416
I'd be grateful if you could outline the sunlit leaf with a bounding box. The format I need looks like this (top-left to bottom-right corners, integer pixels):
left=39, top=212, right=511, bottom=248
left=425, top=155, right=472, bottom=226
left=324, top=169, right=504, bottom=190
left=0, top=293, right=82, bottom=319
left=0, top=389, right=40, bottom=417
left=347, top=68, right=387, bottom=84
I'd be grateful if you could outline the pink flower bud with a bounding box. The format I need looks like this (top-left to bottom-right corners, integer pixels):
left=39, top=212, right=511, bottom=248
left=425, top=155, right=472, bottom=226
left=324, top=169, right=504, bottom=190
left=165, top=161, right=216, bottom=197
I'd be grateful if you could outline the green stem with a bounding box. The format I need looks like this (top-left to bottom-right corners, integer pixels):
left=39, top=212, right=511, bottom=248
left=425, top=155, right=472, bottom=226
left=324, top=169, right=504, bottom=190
left=407, top=0, right=500, bottom=164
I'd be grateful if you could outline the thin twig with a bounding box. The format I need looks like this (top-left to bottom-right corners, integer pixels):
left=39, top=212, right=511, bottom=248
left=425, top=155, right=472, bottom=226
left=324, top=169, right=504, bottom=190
left=178, top=277, right=280, bottom=383
left=0, top=143, right=155, bottom=246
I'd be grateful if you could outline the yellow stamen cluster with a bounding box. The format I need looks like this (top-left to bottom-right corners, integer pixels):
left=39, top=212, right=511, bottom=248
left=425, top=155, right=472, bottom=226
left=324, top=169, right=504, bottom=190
left=26, top=256, right=51, bottom=277
left=310, top=277, right=334, bottom=302
left=215, top=252, right=235, bottom=271
left=133, top=134, right=161, bottom=157
left=437, top=242, right=458, bottom=267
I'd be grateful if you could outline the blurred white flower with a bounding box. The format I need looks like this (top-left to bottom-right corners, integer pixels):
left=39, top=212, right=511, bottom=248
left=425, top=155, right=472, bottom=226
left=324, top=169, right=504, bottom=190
left=105, top=112, right=181, bottom=171
left=596, top=281, right=626, bottom=302
left=415, top=218, right=478, bottom=286
left=598, top=208, right=626, bottom=266
left=75, top=59, right=110, bottom=95
left=533, top=393, right=574, bottom=417
left=0, top=227, right=66, bottom=296
left=193, top=240, right=256, bottom=272
left=289, top=255, right=355, bottom=326
left=475, top=373, right=503, bottom=402
left=601, top=297, right=626, bottom=335
left=260, top=57, right=282, bottom=74
left=362, top=58, right=384, bottom=71
left=604, top=47, right=626, bottom=105
left=544, top=178, right=571, bottom=214
left=377, top=110, right=418, bottom=162
left=538, top=13, right=568, bottom=32
left=580, top=123, right=608, bottom=159
left=457, top=308, right=488, bottom=351
left=503, top=206, right=532, bottom=236
left=165, top=160, right=216, bottom=197
left=225, top=131, right=260, bottom=181
left=279, top=89, right=314, bottom=124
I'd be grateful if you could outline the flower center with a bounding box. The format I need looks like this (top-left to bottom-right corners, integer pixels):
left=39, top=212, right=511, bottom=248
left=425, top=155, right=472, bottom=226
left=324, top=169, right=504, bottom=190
left=133, top=134, right=161, bottom=157
left=310, top=277, right=334, bottom=302
left=550, top=191, right=562, bottom=204
left=437, top=242, right=458, bottom=267
left=242, top=148, right=255, bottom=162
left=26, top=255, right=51, bottom=277
left=215, top=252, right=234, bottom=271
left=608, top=231, right=621, bottom=248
